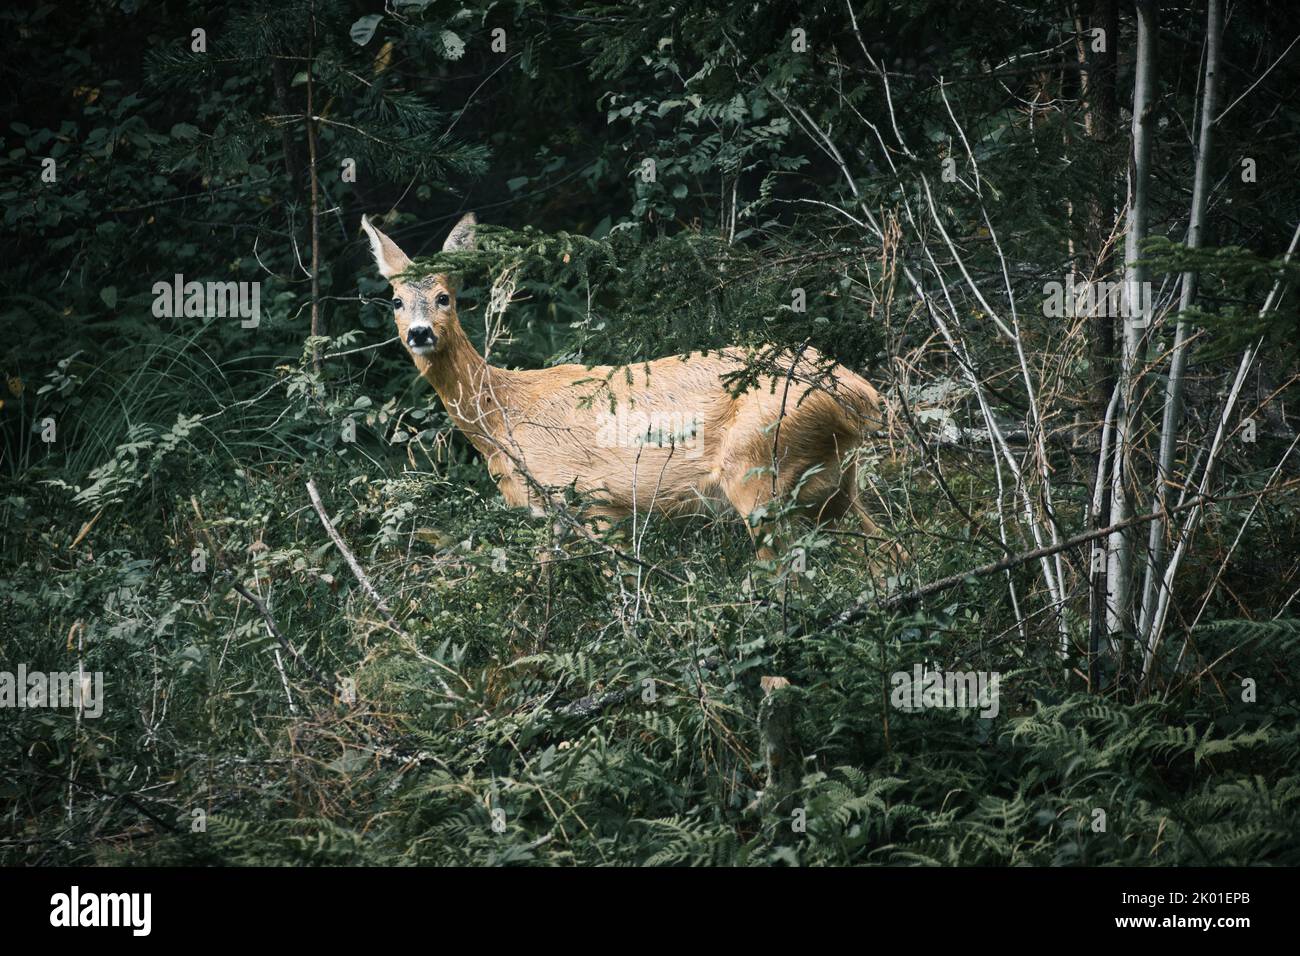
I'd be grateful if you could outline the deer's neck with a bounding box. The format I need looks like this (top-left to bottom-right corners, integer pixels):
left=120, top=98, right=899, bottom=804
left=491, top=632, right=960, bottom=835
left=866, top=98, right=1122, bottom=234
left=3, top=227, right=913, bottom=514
left=415, top=317, right=514, bottom=460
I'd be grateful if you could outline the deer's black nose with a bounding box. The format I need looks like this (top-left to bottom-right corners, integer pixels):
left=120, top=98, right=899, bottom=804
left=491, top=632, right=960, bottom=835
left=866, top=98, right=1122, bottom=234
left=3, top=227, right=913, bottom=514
left=407, top=326, right=435, bottom=349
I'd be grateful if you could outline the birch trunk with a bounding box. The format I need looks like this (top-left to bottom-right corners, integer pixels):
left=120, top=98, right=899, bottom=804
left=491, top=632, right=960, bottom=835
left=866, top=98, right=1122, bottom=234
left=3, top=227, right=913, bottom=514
left=1137, top=0, right=1221, bottom=653
left=1104, top=0, right=1158, bottom=658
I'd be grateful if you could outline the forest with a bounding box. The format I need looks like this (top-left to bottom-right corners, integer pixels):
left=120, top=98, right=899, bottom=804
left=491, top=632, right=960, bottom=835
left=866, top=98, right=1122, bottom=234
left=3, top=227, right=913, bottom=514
left=2, top=0, right=1299, bottom=867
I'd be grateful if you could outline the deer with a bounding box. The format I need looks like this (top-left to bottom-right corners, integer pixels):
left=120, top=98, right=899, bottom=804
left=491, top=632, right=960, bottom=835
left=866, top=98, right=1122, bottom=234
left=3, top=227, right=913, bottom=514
left=360, top=212, right=898, bottom=568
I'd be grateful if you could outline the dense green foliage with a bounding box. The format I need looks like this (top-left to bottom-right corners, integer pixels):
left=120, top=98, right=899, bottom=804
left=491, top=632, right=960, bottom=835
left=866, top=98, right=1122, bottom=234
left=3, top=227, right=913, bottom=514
left=2, top=0, right=1298, bottom=865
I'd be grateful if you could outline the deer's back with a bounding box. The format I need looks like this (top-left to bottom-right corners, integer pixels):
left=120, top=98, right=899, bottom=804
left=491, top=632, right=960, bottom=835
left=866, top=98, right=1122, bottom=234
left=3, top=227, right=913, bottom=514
left=497, top=347, right=881, bottom=516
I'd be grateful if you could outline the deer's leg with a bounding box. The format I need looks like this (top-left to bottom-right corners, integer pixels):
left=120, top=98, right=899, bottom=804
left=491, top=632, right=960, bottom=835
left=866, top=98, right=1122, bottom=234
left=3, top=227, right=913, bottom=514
left=722, top=472, right=780, bottom=562
left=800, top=452, right=907, bottom=574
left=540, top=502, right=632, bottom=583
left=843, top=476, right=909, bottom=572
left=538, top=505, right=614, bottom=563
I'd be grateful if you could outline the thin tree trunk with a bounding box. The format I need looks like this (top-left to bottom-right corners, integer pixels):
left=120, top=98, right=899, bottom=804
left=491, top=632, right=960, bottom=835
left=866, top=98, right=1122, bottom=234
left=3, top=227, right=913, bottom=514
left=1105, top=0, right=1157, bottom=659
left=270, top=55, right=302, bottom=186
left=1082, top=0, right=1120, bottom=422
left=1141, top=220, right=1300, bottom=682
left=758, top=676, right=799, bottom=816
left=306, top=5, right=322, bottom=372
left=1137, top=0, right=1221, bottom=653
left=1080, top=0, right=1120, bottom=687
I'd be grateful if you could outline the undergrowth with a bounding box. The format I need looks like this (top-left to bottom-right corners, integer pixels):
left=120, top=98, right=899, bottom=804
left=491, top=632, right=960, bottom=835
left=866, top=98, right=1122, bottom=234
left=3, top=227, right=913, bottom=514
left=3, top=325, right=1297, bottom=866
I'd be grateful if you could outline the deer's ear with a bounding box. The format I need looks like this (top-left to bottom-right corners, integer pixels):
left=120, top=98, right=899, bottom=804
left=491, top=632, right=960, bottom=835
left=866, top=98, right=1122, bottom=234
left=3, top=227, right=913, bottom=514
left=361, top=215, right=412, bottom=280
left=442, top=212, right=477, bottom=253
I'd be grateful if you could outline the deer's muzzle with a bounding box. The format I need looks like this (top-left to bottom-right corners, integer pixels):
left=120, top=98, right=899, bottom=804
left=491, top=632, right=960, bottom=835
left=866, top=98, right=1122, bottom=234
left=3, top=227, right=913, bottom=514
left=406, top=325, right=436, bottom=353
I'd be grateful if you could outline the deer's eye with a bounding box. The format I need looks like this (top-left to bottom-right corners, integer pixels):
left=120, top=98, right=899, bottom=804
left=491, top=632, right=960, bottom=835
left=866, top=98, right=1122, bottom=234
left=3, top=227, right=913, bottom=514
left=391, top=298, right=403, bottom=310
left=435, top=292, right=451, bottom=308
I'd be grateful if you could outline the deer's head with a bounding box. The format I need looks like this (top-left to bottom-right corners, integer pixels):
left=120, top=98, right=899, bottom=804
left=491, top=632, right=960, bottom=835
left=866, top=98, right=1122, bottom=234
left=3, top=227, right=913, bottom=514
left=360, top=212, right=477, bottom=358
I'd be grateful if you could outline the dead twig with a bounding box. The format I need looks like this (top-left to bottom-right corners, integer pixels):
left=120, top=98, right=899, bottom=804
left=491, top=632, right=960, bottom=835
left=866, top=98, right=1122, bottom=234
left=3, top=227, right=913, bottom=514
left=228, top=578, right=338, bottom=694
left=804, top=479, right=1300, bottom=636
left=306, top=477, right=401, bottom=627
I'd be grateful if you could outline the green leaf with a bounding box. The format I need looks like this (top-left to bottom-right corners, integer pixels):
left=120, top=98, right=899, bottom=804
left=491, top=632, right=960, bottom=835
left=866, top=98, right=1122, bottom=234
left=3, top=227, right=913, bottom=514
left=327, top=750, right=371, bottom=774
left=441, top=29, right=465, bottom=60
left=99, top=286, right=117, bottom=309
left=350, top=15, right=383, bottom=46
